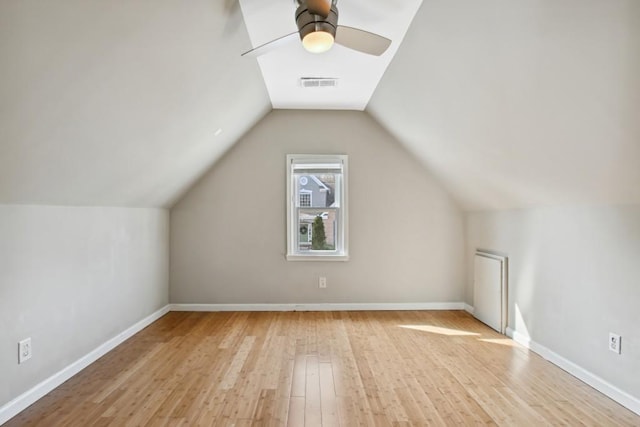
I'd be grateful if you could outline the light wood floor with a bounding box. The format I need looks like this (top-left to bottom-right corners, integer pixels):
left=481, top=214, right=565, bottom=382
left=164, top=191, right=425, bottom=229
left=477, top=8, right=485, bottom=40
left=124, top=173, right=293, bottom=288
left=6, top=310, right=639, bottom=426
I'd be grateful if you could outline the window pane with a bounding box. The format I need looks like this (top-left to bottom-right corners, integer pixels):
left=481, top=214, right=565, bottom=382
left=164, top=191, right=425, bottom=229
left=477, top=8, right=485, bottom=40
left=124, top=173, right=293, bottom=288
left=297, top=208, right=337, bottom=251
left=294, top=173, right=339, bottom=208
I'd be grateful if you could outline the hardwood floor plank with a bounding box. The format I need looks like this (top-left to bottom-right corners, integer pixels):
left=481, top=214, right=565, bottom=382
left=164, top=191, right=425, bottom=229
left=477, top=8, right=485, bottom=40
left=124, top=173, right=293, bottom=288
left=304, top=356, right=322, bottom=426
left=287, top=396, right=305, bottom=427
left=318, top=362, right=339, bottom=427
left=219, top=336, right=256, bottom=390
left=290, top=353, right=307, bottom=398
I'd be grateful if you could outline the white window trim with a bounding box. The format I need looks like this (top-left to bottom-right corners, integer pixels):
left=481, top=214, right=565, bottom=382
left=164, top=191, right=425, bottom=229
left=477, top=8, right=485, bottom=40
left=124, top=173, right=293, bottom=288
left=286, top=154, right=349, bottom=262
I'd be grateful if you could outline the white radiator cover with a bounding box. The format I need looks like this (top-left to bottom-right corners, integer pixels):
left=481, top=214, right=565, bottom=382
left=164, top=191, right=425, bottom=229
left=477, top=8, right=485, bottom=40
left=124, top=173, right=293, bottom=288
left=473, top=251, right=508, bottom=333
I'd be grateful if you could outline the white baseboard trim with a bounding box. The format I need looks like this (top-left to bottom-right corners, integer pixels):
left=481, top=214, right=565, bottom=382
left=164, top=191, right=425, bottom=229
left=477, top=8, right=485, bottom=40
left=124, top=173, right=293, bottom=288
left=0, top=305, right=171, bottom=426
left=169, top=302, right=466, bottom=312
left=506, top=327, right=640, bottom=416
left=463, top=304, right=474, bottom=314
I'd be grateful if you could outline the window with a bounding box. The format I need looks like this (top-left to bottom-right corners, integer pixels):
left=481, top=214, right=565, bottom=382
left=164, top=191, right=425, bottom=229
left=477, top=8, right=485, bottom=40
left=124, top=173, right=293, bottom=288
left=299, top=191, right=311, bottom=207
left=286, top=154, right=348, bottom=261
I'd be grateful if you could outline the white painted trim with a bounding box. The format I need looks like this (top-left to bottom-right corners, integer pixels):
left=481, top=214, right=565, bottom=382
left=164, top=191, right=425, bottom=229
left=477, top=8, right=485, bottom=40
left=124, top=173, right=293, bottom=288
left=169, top=302, right=466, bottom=312
left=506, top=327, right=531, bottom=347
left=285, top=254, right=349, bottom=262
left=506, top=327, right=640, bottom=416
left=464, top=304, right=474, bottom=314
left=0, top=305, right=171, bottom=426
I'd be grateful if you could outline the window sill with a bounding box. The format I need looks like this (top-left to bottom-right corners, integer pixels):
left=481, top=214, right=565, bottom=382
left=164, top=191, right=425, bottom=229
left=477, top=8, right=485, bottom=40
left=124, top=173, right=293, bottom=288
left=286, top=253, right=349, bottom=262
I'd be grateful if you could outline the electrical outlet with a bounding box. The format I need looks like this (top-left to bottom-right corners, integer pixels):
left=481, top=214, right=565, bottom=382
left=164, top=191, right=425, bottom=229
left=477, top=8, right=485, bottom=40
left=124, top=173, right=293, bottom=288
left=19, top=338, right=32, bottom=364
left=609, top=333, right=621, bottom=354
left=319, top=276, right=327, bottom=288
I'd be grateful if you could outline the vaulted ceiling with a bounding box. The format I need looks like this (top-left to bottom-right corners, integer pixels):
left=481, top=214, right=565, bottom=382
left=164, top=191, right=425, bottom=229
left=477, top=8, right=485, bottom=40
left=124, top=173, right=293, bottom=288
left=1, top=0, right=638, bottom=211
left=0, top=0, right=270, bottom=207
left=370, top=0, right=640, bottom=210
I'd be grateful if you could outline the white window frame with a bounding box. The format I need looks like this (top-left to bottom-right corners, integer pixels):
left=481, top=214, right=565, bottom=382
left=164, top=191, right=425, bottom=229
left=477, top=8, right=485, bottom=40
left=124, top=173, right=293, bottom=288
left=286, top=154, right=349, bottom=261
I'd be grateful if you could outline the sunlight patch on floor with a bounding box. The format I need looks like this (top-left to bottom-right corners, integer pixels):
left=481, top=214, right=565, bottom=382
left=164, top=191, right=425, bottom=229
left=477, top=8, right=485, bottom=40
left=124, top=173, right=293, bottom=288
left=398, top=324, right=481, bottom=336
left=478, top=338, right=520, bottom=347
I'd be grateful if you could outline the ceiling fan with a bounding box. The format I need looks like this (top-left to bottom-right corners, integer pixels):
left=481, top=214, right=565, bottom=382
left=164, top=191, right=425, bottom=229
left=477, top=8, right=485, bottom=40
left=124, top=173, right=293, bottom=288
left=242, top=0, right=392, bottom=57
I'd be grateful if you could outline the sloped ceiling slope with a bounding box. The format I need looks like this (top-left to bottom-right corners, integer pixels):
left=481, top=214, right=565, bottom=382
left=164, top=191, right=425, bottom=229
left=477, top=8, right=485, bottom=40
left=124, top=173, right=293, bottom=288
left=0, top=0, right=270, bottom=207
left=369, top=0, right=640, bottom=211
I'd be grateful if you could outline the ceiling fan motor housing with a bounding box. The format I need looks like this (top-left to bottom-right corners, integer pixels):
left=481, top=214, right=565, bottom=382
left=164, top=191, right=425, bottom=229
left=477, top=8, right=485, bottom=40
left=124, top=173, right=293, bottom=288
left=295, top=2, right=339, bottom=42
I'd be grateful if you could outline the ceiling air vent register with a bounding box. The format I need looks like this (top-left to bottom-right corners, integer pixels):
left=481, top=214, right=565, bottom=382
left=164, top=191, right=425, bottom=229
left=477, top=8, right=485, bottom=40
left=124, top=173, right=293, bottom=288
left=300, top=77, right=339, bottom=88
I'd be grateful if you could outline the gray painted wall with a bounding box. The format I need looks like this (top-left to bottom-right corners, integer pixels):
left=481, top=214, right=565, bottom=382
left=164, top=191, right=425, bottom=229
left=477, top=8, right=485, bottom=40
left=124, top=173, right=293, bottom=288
left=466, top=205, right=640, bottom=399
left=0, top=205, right=169, bottom=407
left=170, top=110, right=465, bottom=304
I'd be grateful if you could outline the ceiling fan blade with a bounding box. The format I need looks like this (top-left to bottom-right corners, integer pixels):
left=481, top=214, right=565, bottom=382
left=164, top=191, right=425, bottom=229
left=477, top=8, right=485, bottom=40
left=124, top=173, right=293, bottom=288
left=241, top=31, right=299, bottom=57
left=306, top=0, right=331, bottom=18
left=335, top=25, right=391, bottom=56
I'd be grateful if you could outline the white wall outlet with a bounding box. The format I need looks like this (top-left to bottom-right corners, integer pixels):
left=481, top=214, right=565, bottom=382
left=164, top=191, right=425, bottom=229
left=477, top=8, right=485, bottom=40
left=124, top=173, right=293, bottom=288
left=18, top=338, right=32, bottom=364
left=609, top=333, right=621, bottom=354
left=319, top=276, right=327, bottom=288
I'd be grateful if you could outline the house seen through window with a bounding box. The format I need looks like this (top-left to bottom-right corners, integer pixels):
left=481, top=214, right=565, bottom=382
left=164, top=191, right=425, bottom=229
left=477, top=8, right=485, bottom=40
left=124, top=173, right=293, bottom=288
left=286, top=155, right=348, bottom=261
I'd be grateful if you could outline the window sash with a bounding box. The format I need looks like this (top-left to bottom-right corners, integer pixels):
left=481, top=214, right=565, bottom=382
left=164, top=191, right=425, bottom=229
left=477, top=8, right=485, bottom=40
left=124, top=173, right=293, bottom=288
left=293, top=174, right=341, bottom=208
left=294, top=207, right=339, bottom=253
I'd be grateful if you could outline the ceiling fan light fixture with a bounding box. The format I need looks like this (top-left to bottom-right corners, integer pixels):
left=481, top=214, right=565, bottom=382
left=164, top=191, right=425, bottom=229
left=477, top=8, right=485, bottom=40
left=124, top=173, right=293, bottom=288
left=241, top=0, right=391, bottom=58
left=296, top=1, right=338, bottom=54
left=302, top=31, right=334, bottom=53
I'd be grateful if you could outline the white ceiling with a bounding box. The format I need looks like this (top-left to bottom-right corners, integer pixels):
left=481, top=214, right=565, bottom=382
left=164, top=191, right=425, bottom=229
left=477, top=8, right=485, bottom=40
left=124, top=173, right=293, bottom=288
left=1, top=0, right=638, bottom=211
left=239, top=0, right=422, bottom=110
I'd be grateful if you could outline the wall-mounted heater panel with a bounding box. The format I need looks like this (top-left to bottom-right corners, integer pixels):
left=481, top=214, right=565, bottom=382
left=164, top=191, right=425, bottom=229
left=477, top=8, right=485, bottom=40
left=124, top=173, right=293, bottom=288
left=473, top=251, right=508, bottom=334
